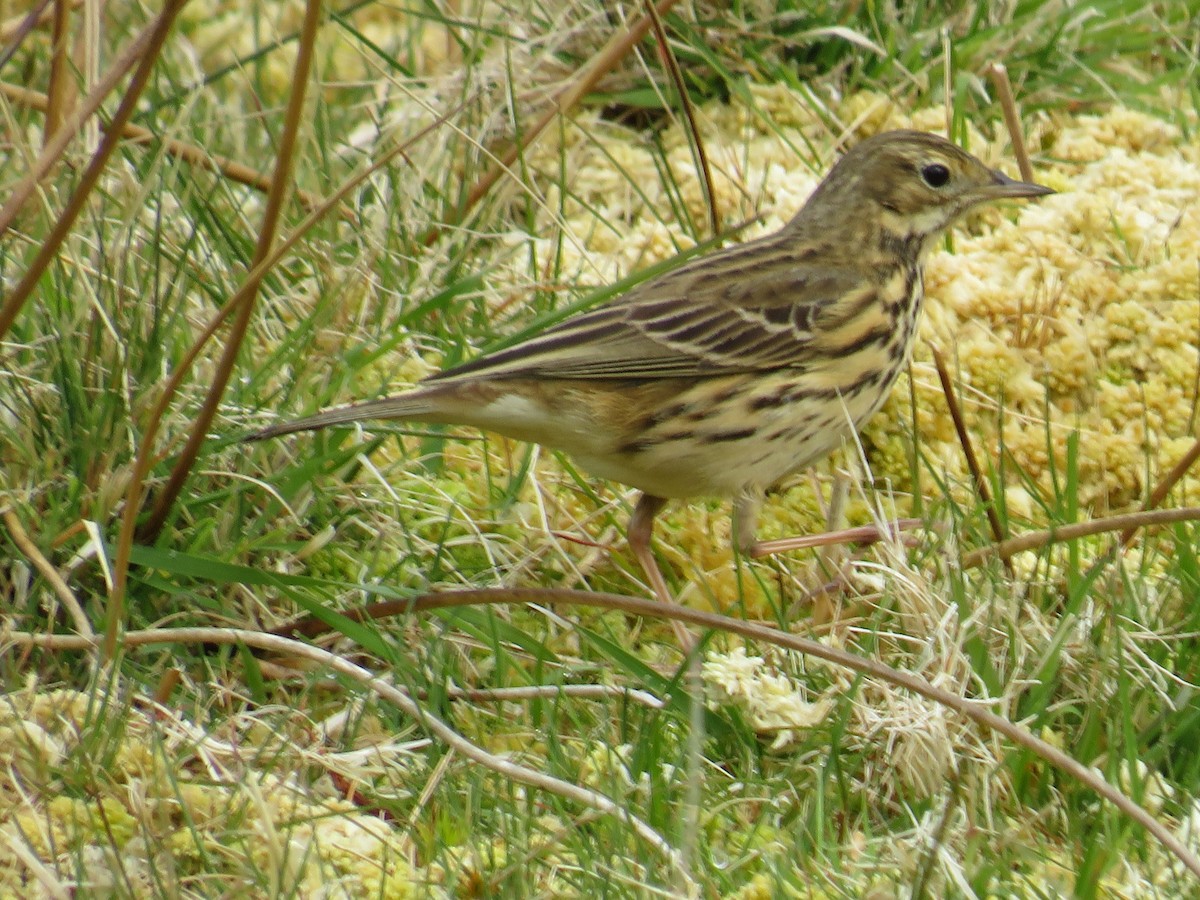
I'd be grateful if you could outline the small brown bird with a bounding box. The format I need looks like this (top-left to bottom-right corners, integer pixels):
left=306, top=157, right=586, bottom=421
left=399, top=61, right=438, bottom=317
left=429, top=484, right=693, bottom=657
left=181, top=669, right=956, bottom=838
left=250, top=130, right=1051, bottom=642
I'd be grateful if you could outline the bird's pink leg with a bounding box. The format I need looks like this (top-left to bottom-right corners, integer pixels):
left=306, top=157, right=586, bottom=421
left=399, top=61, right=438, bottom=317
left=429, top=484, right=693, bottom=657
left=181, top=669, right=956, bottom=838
left=628, top=493, right=695, bottom=650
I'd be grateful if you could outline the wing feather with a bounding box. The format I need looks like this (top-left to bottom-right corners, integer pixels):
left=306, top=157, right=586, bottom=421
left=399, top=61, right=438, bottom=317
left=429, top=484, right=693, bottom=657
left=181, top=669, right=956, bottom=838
left=429, top=231, right=875, bottom=384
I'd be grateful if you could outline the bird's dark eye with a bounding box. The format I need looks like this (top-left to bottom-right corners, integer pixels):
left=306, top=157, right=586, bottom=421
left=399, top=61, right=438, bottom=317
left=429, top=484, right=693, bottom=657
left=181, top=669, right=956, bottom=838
left=921, top=163, right=951, bottom=188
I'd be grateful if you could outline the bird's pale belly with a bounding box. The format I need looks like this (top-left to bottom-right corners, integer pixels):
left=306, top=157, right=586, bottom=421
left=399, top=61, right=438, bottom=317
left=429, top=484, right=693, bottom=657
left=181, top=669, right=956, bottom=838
left=571, top=361, right=905, bottom=500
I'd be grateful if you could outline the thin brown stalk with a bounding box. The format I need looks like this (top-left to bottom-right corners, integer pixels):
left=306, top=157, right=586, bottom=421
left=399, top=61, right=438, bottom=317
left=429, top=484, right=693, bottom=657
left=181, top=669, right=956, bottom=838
left=962, top=506, right=1200, bottom=569
left=106, top=102, right=462, bottom=665
left=53, top=590, right=1196, bottom=879
left=0, top=8, right=159, bottom=239
left=407, top=589, right=1200, bottom=879
left=986, top=62, right=1033, bottom=182
left=0, top=82, right=332, bottom=212
left=931, top=346, right=1010, bottom=566
left=2, top=508, right=95, bottom=643
left=43, top=0, right=72, bottom=142
left=420, top=0, right=683, bottom=246
left=0, top=0, right=57, bottom=56
left=0, top=3, right=180, bottom=341
left=1120, top=438, right=1200, bottom=547
left=750, top=518, right=923, bottom=558
left=136, top=0, right=322, bottom=550
left=645, top=0, right=719, bottom=237
left=152, top=668, right=182, bottom=706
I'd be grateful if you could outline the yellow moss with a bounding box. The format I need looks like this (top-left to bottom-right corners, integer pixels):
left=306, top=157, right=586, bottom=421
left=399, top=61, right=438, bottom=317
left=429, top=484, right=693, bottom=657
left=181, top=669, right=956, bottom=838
left=703, top=647, right=833, bottom=750
left=724, top=872, right=779, bottom=899
left=0, top=688, right=427, bottom=895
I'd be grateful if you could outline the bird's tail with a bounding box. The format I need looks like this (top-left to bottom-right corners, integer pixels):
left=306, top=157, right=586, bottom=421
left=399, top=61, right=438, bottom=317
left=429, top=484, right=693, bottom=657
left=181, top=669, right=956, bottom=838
left=244, top=391, right=437, bottom=442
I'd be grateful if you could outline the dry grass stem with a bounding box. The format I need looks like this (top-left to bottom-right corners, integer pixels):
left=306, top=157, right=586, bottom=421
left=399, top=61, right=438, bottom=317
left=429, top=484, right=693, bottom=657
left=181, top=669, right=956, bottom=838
left=750, top=517, right=924, bottom=558
left=964, top=506, right=1200, bottom=568
left=2, top=508, right=95, bottom=644
left=987, top=62, right=1033, bottom=181
left=0, top=0, right=63, bottom=48
left=7, top=598, right=1197, bottom=880
left=42, top=0, right=72, bottom=142
left=5, top=625, right=689, bottom=882
left=105, top=101, right=464, bottom=639
left=0, top=82, right=331, bottom=211
left=0, top=0, right=183, bottom=339
left=645, top=0, right=720, bottom=236
left=931, top=346, right=1009, bottom=561
left=1121, top=437, right=1200, bottom=546
left=137, top=0, right=322, bottom=547
left=421, top=0, right=684, bottom=246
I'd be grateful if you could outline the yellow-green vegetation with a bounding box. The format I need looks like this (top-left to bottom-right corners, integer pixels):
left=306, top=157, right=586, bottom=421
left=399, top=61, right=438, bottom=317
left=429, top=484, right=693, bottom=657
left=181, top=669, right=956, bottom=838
left=0, top=687, right=420, bottom=896
left=2, top=0, right=1200, bottom=896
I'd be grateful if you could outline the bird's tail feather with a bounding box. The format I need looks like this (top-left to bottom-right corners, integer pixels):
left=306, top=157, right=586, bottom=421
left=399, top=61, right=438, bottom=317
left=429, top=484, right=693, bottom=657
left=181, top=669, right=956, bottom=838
left=244, top=391, right=436, bottom=442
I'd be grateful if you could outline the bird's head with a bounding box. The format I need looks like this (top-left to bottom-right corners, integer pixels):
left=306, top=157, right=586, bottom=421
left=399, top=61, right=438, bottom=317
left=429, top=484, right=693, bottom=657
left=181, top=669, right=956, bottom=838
left=799, top=129, right=1054, bottom=248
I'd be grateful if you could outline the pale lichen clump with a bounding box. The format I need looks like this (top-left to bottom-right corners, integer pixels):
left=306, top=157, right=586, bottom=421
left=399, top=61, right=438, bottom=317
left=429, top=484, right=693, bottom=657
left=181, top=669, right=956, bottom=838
left=0, top=688, right=428, bottom=897
left=703, top=646, right=833, bottom=750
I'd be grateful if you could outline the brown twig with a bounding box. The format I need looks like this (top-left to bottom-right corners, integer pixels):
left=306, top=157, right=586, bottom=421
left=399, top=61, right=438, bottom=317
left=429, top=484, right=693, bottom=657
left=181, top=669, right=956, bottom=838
left=419, top=0, right=682, bottom=246
left=644, top=0, right=720, bottom=238
left=13, top=625, right=687, bottom=877
left=2, top=508, right=95, bottom=642
left=136, top=0, right=321, bottom=548
left=1120, top=438, right=1200, bottom=547
left=0, top=10, right=156, bottom=240
left=750, top=518, right=924, bottom=558
left=0, top=0, right=54, bottom=59
left=106, top=103, right=462, bottom=660
left=43, top=0, right=72, bottom=143
left=986, top=62, right=1033, bottom=182
left=0, top=4, right=179, bottom=341
left=931, top=346, right=1011, bottom=570
left=43, top=593, right=1192, bottom=879
left=962, top=506, right=1200, bottom=569
left=0, top=82, right=332, bottom=213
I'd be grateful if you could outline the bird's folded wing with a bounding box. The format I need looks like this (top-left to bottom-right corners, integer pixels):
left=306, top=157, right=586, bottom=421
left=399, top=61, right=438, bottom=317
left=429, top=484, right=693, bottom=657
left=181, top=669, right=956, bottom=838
left=428, top=240, right=871, bottom=383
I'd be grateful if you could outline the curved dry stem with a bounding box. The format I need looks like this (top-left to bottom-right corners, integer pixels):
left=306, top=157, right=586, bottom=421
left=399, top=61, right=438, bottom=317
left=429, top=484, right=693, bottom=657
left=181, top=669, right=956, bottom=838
left=962, top=506, right=1200, bottom=569
left=0, top=0, right=183, bottom=339
left=1, top=509, right=95, bottom=645
left=107, top=101, right=465, bottom=653
left=1122, top=437, right=1200, bottom=547
left=273, top=586, right=1200, bottom=880
left=0, top=82, right=331, bottom=211
left=645, top=0, right=720, bottom=237
left=7, top=626, right=689, bottom=885
left=421, top=0, right=684, bottom=246
left=136, top=0, right=322, bottom=547
left=11, top=578, right=1200, bottom=879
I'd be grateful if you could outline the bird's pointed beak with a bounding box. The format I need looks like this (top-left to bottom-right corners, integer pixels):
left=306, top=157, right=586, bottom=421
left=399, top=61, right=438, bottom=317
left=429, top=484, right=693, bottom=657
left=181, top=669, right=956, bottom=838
left=981, top=169, right=1055, bottom=199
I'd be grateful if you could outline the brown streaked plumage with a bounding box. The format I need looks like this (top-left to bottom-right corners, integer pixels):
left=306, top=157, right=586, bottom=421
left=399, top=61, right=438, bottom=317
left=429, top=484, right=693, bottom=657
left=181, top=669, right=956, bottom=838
left=248, top=130, right=1053, bottom=647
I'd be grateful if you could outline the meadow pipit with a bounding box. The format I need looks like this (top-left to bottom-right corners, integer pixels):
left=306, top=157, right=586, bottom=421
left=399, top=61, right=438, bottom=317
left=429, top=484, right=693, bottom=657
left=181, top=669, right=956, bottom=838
left=250, top=130, right=1052, bottom=643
